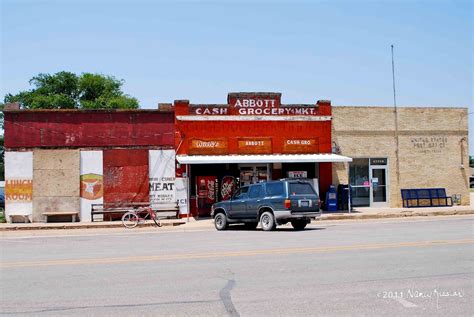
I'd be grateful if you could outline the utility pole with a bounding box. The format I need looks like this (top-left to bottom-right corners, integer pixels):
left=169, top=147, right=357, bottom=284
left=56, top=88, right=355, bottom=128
left=392, top=44, right=401, bottom=184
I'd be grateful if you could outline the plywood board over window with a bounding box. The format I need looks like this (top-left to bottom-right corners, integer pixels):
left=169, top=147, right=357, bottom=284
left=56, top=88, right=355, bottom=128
left=32, top=150, right=80, bottom=222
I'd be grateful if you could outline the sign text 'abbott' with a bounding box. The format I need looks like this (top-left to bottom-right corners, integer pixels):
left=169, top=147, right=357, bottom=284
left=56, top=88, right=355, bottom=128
left=237, top=138, right=272, bottom=154
left=234, top=99, right=276, bottom=108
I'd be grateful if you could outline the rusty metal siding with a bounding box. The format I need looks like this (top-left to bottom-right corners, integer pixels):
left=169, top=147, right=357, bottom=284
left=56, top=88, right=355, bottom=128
left=4, top=111, right=174, bottom=149
left=103, top=149, right=149, bottom=204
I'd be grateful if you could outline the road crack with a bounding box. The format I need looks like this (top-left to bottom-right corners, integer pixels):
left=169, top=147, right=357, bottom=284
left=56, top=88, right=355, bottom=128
left=219, top=278, right=240, bottom=317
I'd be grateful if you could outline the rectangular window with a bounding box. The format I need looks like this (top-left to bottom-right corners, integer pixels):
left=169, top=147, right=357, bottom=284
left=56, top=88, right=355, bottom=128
left=289, top=183, right=315, bottom=195
left=265, top=183, right=284, bottom=196
left=249, top=185, right=263, bottom=198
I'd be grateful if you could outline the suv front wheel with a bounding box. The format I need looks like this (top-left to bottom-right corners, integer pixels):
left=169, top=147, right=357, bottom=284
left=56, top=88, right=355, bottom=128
left=214, top=213, right=228, bottom=231
left=260, top=211, right=275, bottom=231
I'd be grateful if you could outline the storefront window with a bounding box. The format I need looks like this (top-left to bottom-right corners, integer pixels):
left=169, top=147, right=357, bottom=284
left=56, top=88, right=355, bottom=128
left=349, top=158, right=370, bottom=207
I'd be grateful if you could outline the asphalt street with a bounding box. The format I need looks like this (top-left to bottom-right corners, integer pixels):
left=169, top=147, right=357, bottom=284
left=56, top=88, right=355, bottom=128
left=1, top=216, right=473, bottom=316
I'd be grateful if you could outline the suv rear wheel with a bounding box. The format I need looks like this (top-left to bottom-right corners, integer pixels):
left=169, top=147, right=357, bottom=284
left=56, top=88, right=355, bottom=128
left=260, top=211, right=275, bottom=231
left=291, top=219, right=307, bottom=230
left=214, top=213, right=228, bottom=231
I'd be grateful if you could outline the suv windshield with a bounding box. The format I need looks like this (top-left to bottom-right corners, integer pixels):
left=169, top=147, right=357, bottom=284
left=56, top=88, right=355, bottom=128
left=289, top=182, right=315, bottom=196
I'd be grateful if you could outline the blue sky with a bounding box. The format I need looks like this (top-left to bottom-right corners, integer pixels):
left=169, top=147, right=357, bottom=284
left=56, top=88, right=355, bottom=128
left=1, top=0, right=472, bottom=153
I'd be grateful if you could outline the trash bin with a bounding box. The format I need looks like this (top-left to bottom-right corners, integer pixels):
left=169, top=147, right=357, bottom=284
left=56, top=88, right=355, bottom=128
left=338, top=184, right=349, bottom=211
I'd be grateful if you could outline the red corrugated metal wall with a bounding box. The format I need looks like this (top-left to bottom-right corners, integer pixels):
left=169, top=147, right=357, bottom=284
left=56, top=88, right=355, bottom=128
left=103, top=149, right=149, bottom=204
left=4, top=111, right=174, bottom=148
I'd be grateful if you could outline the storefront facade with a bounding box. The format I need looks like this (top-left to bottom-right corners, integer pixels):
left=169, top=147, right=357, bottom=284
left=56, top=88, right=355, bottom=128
left=173, top=92, right=352, bottom=217
left=3, top=107, right=176, bottom=222
left=3, top=94, right=470, bottom=222
left=332, top=106, right=470, bottom=207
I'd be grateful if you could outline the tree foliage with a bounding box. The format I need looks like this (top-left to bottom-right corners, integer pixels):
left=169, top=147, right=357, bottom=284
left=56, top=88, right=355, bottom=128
left=4, top=71, right=139, bottom=109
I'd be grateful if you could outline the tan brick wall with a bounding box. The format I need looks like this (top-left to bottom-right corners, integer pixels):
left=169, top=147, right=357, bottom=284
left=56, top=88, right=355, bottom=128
left=332, top=106, right=470, bottom=207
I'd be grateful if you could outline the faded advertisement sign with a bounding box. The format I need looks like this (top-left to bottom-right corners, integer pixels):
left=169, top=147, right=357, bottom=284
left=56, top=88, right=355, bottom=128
left=189, top=139, right=228, bottom=155
left=149, top=150, right=176, bottom=206
left=5, top=179, right=33, bottom=201
left=5, top=151, right=33, bottom=221
left=220, top=176, right=236, bottom=201
left=283, top=139, right=318, bottom=153
left=175, top=178, right=189, bottom=216
left=80, top=174, right=104, bottom=200
left=80, top=151, right=103, bottom=222
left=237, top=138, right=272, bottom=154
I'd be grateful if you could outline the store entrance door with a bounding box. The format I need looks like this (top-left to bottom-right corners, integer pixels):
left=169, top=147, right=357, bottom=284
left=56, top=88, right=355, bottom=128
left=239, top=164, right=269, bottom=187
left=369, top=166, right=388, bottom=207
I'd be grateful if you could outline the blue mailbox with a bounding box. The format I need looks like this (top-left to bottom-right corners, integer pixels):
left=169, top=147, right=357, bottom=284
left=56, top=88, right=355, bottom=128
left=325, top=185, right=338, bottom=211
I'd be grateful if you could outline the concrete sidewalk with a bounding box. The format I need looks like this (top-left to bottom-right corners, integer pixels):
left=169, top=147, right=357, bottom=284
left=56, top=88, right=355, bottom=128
left=1, top=193, right=473, bottom=231
left=322, top=192, right=474, bottom=220
left=0, top=218, right=187, bottom=231
left=1, top=207, right=473, bottom=231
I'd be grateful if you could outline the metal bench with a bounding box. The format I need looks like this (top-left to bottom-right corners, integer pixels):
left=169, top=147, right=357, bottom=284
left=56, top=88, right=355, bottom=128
left=42, top=211, right=79, bottom=222
left=401, top=188, right=453, bottom=208
left=91, top=202, right=179, bottom=222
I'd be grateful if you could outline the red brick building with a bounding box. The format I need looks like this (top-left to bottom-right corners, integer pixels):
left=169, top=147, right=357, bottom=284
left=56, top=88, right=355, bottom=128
left=173, top=92, right=351, bottom=216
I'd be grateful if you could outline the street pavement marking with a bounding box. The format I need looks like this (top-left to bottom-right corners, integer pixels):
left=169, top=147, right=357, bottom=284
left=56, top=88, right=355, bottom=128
left=2, top=238, right=473, bottom=269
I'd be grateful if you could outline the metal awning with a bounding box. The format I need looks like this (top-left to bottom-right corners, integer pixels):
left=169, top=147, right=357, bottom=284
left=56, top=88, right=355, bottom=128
left=176, top=154, right=352, bottom=164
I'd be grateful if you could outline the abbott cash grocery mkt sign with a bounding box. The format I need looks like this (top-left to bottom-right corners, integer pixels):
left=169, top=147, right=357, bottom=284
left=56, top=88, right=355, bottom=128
left=190, top=93, right=324, bottom=116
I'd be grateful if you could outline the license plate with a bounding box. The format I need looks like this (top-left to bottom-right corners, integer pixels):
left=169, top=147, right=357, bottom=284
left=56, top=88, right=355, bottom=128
left=299, top=200, right=310, bottom=207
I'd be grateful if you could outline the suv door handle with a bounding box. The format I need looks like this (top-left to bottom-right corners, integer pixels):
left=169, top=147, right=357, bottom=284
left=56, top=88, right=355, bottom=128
left=256, top=199, right=261, bottom=202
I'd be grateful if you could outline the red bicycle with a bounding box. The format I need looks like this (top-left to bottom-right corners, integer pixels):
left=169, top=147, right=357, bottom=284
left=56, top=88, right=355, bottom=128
left=121, top=207, right=163, bottom=229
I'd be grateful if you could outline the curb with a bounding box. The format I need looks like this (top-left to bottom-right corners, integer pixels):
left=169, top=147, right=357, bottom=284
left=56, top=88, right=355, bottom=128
left=0, top=221, right=186, bottom=231
left=1, top=210, right=473, bottom=231
left=319, top=210, right=474, bottom=221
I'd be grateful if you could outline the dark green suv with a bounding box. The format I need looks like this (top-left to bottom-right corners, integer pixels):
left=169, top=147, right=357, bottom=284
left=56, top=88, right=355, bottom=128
left=211, top=179, right=321, bottom=231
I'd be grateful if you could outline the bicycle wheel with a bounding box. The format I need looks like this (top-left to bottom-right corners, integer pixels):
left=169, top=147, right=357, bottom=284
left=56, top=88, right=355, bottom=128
left=122, top=211, right=139, bottom=229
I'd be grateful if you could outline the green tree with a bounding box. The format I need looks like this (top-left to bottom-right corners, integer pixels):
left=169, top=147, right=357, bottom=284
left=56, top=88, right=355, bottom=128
left=4, top=71, right=139, bottom=109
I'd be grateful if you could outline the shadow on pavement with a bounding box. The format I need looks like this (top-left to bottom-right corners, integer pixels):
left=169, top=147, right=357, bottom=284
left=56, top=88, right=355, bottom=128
left=226, top=224, right=326, bottom=232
